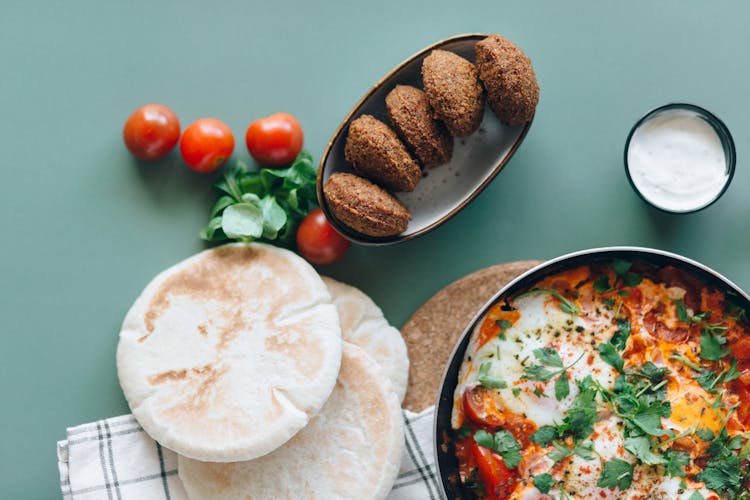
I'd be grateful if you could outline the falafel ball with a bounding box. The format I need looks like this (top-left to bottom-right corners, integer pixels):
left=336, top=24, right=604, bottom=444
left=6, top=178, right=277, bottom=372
left=475, top=34, right=539, bottom=126
left=324, top=172, right=411, bottom=237
left=421, top=50, right=484, bottom=137
left=344, top=115, right=422, bottom=192
left=386, top=85, right=453, bottom=169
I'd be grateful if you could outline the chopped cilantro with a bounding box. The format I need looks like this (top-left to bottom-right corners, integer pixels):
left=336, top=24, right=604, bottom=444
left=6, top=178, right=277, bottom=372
left=675, top=299, right=690, bottom=323
left=554, top=372, right=570, bottom=400
left=477, top=362, right=507, bottom=389
left=533, top=386, right=548, bottom=398
left=530, top=426, right=557, bottom=447
left=640, top=362, right=668, bottom=384
left=696, top=358, right=741, bottom=393
left=533, top=347, right=564, bottom=368
left=547, top=440, right=573, bottom=463
left=700, top=330, right=730, bottom=361
left=611, top=318, right=631, bottom=350
left=473, top=429, right=523, bottom=469
left=515, top=288, right=579, bottom=316
left=572, top=440, right=596, bottom=460
left=599, top=342, right=624, bottom=372
left=521, top=349, right=584, bottom=401
left=524, top=365, right=555, bottom=382
left=495, top=319, right=512, bottom=340
left=670, top=352, right=702, bottom=371
left=473, top=429, right=494, bottom=449
left=594, top=275, right=613, bottom=293
left=631, top=404, right=673, bottom=437
left=687, top=492, right=704, bottom=500
left=597, top=458, right=634, bottom=490
left=624, top=435, right=663, bottom=465
left=696, top=428, right=715, bottom=441
left=611, top=259, right=632, bottom=276
left=511, top=387, right=521, bottom=397
left=622, top=272, right=643, bottom=287
left=533, top=473, right=555, bottom=494
left=493, top=429, right=522, bottom=468
left=696, top=449, right=742, bottom=495
left=663, top=449, right=690, bottom=477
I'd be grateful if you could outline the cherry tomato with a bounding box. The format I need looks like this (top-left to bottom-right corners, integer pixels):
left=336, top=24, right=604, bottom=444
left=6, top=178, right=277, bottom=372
left=180, top=118, right=235, bottom=173
left=296, top=208, right=350, bottom=265
left=245, top=113, right=304, bottom=168
left=122, top=104, right=180, bottom=161
left=470, top=439, right=517, bottom=499
left=463, top=387, right=503, bottom=427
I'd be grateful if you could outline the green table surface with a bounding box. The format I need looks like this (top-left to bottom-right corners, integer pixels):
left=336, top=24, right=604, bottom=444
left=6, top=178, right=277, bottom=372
left=3, top=0, right=750, bottom=497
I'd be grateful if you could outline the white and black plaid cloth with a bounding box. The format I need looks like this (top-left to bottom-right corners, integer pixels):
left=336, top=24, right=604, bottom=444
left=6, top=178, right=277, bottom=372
left=57, top=408, right=444, bottom=499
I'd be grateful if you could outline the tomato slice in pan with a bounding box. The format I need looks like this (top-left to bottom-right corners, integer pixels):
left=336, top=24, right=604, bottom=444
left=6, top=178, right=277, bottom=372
left=463, top=387, right=503, bottom=427
left=470, top=439, right=517, bottom=499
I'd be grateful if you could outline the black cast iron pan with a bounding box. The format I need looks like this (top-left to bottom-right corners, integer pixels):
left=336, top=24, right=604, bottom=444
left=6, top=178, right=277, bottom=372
left=433, top=246, right=750, bottom=499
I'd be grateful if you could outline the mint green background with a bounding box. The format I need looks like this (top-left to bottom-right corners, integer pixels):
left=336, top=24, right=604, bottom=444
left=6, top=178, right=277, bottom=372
left=2, top=1, right=749, bottom=497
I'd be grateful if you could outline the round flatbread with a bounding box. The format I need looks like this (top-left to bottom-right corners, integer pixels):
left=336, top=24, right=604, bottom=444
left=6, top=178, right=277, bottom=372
left=178, top=343, right=404, bottom=500
left=322, top=276, right=409, bottom=403
left=116, top=243, right=342, bottom=462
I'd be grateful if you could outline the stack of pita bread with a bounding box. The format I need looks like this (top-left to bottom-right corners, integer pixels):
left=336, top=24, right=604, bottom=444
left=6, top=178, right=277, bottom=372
left=116, top=243, right=409, bottom=499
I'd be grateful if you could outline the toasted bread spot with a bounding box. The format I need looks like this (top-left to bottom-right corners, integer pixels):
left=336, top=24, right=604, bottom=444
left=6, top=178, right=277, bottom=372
left=197, top=324, right=208, bottom=336
left=148, top=362, right=217, bottom=387
left=148, top=368, right=188, bottom=385
left=265, top=330, right=324, bottom=377
left=141, top=245, right=312, bottom=343
left=215, top=309, right=247, bottom=351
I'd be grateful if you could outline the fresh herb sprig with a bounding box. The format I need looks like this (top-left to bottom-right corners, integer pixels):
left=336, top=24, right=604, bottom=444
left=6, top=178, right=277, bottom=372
left=521, top=348, right=584, bottom=400
left=200, top=151, right=318, bottom=246
left=515, top=289, right=580, bottom=316
left=473, top=429, right=523, bottom=468
left=477, top=361, right=507, bottom=389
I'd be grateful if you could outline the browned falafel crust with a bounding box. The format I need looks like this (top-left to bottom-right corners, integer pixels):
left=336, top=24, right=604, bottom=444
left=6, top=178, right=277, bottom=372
left=344, top=115, right=422, bottom=192
left=421, top=50, right=485, bottom=137
left=475, top=34, right=539, bottom=126
left=385, top=85, right=453, bottom=169
left=323, top=172, right=411, bottom=237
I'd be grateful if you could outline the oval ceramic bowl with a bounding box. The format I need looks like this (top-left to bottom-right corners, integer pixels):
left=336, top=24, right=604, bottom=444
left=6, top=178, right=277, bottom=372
left=317, top=33, right=534, bottom=246
left=433, top=246, right=750, bottom=498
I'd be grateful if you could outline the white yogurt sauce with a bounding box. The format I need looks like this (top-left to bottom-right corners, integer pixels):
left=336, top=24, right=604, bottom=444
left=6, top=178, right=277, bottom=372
left=627, top=109, right=728, bottom=212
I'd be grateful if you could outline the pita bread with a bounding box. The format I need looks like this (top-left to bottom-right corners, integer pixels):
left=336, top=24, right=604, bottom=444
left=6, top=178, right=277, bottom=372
left=116, top=243, right=342, bottom=462
left=322, top=277, right=409, bottom=403
left=178, top=342, right=403, bottom=500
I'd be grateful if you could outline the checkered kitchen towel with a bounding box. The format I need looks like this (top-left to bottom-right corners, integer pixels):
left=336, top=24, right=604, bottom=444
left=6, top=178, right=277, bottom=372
left=57, top=408, right=444, bottom=500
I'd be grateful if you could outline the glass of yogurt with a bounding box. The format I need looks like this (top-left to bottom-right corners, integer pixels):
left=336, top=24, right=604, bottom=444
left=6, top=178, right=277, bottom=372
left=624, top=103, right=736, bottom=213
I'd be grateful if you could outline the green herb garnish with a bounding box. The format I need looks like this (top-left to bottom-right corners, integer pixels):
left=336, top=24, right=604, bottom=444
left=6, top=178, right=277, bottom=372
left=201, top=152, right=318, bottom=245
left=477, top=361, right=507, bottom=389
left=533, top=473, right=555, bottom=494
left=700, top=329, right=731, bottom=361
left=515, top=289, right=579, bottom=316
left=594, top=275, right=613, bottom=293
left=495, top=319, right=512, bottom=340
left=597, top=458, right=634, bottom=490
left=472, top=429, right=522, bottom=468
left=521, top=348, right=584, bottom=401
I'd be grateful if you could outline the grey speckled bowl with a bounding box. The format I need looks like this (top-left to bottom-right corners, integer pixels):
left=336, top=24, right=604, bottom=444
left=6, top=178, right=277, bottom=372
left=317, top=33, right=534, bottom=246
